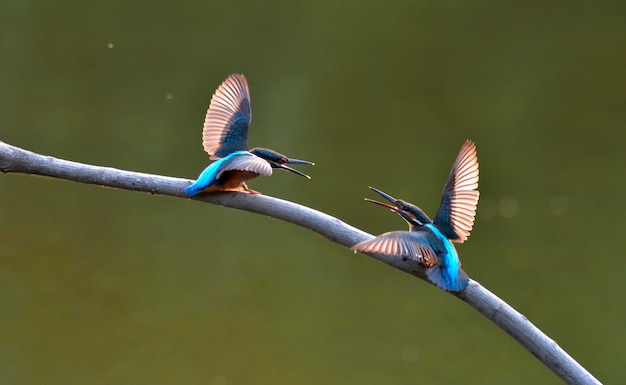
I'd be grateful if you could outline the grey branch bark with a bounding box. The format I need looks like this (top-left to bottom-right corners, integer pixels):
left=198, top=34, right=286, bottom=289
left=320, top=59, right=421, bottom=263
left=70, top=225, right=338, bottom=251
left=0, top=141, right=600, bottom=385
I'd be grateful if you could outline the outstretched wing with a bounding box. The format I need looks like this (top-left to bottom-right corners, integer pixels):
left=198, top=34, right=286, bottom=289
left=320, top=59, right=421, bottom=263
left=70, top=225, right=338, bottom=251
left=216, top=153, right=272, bottom=179
left=202, top=74, right=252, bottom=159
left=433, top=140, right=480, bottom=243
left=351, top=231, right=438, bottom=266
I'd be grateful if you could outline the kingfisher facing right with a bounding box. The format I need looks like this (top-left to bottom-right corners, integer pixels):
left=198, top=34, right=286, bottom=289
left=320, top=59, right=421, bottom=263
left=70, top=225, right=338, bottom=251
left=185, top=74, right=314, bottom=195
left=351, top=140, right=479, bottom=292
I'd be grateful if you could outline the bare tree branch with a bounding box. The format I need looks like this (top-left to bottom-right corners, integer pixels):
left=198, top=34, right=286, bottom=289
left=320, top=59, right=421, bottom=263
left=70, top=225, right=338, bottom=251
left=0, top=141, right=600, bottom=385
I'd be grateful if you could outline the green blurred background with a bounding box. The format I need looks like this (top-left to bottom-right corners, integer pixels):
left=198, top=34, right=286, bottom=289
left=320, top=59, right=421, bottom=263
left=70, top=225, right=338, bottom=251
left=1, top=1, right=624, bottom=384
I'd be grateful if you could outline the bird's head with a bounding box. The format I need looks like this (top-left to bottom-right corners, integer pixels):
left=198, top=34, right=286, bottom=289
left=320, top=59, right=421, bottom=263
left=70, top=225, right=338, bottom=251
left=249, top=147, right=314, bottom=179
left=365, top=187, right=431, bottom=227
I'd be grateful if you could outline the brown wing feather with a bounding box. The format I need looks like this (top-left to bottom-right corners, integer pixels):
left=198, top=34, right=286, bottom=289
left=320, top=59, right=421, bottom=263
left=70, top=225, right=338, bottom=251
left=434, top=140, right=480, bottom=243
left=351, top=231, right=438, bottom=266
left=202, top=74, right=251, bottom=159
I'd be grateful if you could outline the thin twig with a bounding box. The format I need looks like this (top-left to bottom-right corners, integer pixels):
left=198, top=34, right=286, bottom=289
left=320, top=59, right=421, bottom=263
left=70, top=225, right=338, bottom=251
left=0, top=141, right=600, bottom=385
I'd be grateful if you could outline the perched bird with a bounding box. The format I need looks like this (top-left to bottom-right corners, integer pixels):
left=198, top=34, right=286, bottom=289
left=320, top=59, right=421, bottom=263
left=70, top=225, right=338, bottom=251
left=351, top=140, right=479, bottom=291
left=185, top=74, right=314, bottom=195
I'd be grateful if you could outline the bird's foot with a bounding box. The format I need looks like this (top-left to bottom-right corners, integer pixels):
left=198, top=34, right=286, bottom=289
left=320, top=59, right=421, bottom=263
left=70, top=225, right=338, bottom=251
left=242, top=183, right=262, bottom=194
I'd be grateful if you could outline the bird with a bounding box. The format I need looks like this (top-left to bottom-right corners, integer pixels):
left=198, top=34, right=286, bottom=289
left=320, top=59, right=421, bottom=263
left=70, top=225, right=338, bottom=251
left=351, top=140, right=479, bottom=292
left=185, top=74, right=314, bottom=195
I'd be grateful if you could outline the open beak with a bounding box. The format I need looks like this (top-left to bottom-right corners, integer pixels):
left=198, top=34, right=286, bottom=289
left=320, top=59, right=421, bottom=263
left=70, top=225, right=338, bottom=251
left=275, top=163, right=312, bottom=179
left=275, top=158, right=314, bottom=179
left=364, top=186, right=401, bottom=212
left=365, top=186, right=418, bottom=225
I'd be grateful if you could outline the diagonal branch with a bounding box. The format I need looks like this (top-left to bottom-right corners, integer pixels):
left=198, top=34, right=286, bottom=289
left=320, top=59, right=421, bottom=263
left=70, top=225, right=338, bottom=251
left=0, top=141, right=600, bottom=385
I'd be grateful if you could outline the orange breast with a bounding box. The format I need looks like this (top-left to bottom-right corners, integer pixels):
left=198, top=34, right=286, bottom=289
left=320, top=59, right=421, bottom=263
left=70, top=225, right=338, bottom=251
left=204, top=170, right=260, bottom=192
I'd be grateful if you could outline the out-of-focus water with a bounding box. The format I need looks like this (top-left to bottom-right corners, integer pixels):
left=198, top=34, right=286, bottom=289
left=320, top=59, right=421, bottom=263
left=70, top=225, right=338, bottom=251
left=1, top=2, right=624, bottom=384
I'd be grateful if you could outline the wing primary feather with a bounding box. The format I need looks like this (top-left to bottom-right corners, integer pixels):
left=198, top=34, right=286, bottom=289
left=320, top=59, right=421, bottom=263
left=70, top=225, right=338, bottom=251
left=434, top=140, right=480, bottom=242
left=202, top=74, right=252, bottom=159
left=350, top=231, right=437, bottom=266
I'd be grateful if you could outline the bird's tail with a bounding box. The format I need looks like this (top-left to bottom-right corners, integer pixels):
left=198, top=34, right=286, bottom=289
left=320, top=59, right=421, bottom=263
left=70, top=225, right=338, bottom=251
left=426, top=265, right=469, bottom=292
left=184, top=181, right=205, bottom=196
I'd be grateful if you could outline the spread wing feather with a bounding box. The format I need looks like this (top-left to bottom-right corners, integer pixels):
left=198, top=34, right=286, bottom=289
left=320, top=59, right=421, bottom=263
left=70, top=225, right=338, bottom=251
left=202, top=74, right=252, bottom=159
left=434, top=140, right=480, bottom=243
left=351, top=231, right=438, bottom=266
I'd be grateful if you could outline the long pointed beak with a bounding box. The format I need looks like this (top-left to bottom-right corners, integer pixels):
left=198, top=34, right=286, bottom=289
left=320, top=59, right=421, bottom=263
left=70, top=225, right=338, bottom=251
left=364, top=186, right=400, bottom=212
left=368, top=186, right=397, bottom=204
left=365, top=186, right=416, bottom=225
left=286, top=158, right=315, bottom=166
left=275, top=163, right=312, bottom=179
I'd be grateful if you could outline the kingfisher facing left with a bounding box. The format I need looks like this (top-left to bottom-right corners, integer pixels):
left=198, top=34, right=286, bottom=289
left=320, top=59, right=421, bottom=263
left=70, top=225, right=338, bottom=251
left=185, top=74, right=314, bottom=195
left=351, top=140, right=479, bottom=292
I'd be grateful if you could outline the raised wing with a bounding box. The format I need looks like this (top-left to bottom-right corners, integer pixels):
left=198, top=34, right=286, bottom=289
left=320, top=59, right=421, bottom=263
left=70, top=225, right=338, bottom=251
left=351, top=231, right=438, bottom=266
left=216, top=153, right=272, bottom=179
left=202, top=74, right=252, bottom=159
left=433, top=140, right=480, bottom=243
